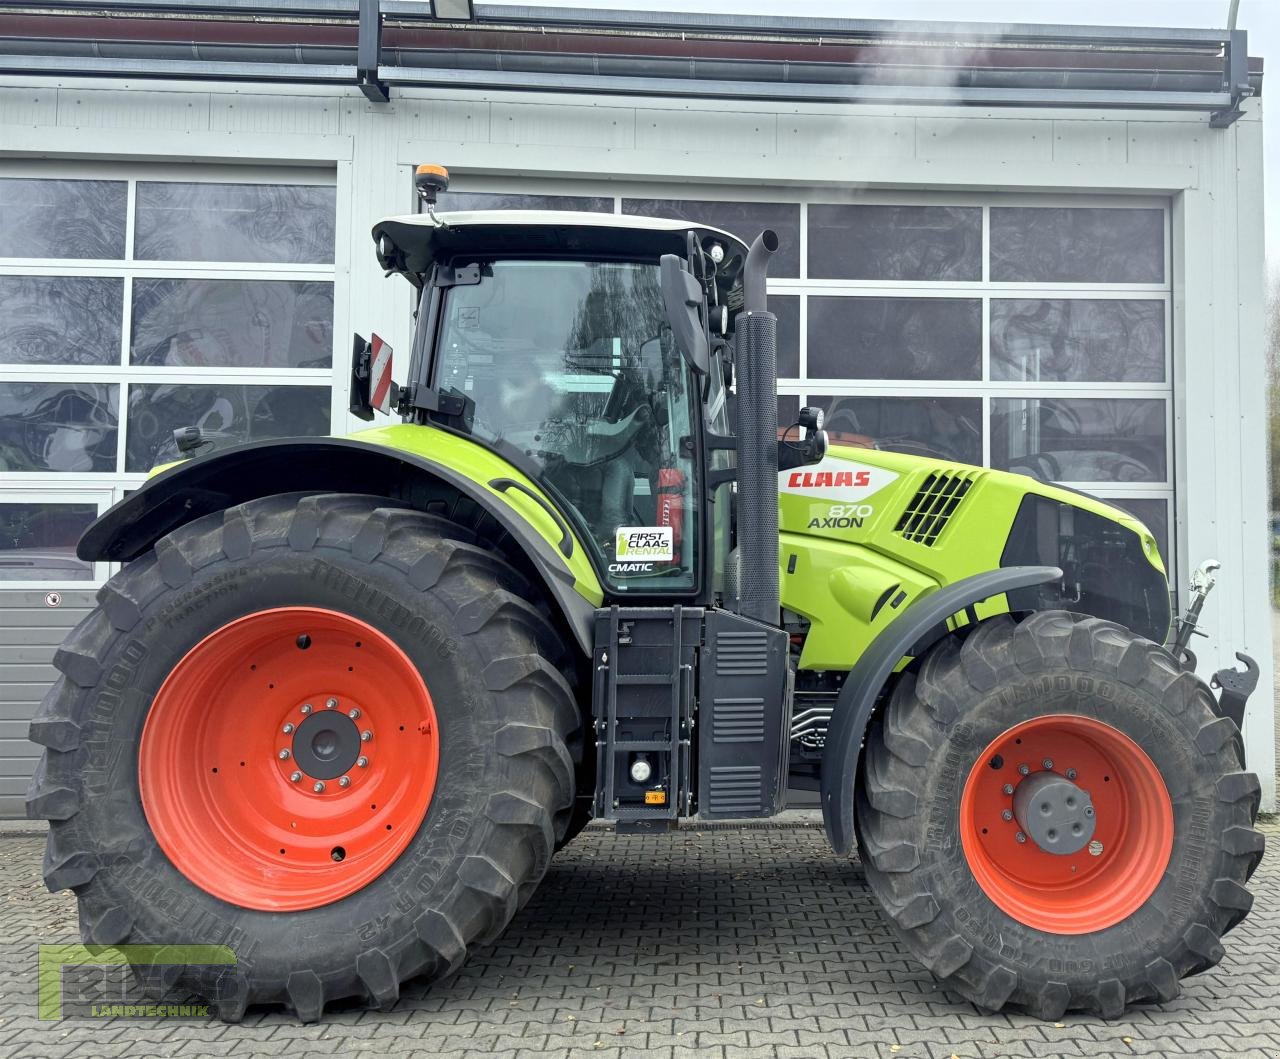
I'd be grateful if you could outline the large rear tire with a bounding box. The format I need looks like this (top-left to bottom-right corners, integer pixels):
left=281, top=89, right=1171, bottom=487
left=856, top=611, right=1263, bottom=1019
left=27, top=493, right=580, bottom=1021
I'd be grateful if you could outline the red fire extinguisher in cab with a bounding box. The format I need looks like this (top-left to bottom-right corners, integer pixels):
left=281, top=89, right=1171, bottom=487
left=656, top=466, right=684, bottom=550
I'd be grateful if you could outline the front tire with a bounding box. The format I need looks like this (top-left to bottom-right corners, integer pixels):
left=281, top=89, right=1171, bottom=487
left=27, top=493, right=580, bottom=1021
left=856, top=611, right=1263, bottom=1019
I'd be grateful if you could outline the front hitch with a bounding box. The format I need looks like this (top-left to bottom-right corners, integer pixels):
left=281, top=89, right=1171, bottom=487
left=1212, top=652, right=1259, bottom=732
left=1169, top=557, right=1258, bottom=738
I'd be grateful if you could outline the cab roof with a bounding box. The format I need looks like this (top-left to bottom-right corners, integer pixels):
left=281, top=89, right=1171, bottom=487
left=371, top=209, right=750, bottom=286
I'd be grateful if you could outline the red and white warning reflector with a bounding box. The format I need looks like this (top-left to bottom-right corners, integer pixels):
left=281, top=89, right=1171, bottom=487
left=369, top=333, right=393, bottom=415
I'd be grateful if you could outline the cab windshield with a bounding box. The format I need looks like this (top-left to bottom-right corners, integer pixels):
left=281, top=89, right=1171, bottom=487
left=434, top=258, right=700, bottom=591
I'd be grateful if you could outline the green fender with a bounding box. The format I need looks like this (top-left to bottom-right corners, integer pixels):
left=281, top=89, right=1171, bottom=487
left=78, top=432, right=603, bottom=654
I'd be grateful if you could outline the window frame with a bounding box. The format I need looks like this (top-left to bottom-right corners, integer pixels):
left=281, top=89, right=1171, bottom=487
left=0, top=487, right=114, bottom=588
left=0, top=161, right=340, bottom=587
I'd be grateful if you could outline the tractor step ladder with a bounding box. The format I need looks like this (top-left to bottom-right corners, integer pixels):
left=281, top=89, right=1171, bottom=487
left=592, top=606, right=701, bottom=832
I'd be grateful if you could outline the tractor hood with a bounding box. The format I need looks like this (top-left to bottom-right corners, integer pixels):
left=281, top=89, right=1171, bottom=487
left=778, top=445, right=1172, bottom=667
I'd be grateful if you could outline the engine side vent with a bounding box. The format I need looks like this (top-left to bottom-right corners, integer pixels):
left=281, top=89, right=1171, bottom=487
left=895, top=472, right=975, bottom=545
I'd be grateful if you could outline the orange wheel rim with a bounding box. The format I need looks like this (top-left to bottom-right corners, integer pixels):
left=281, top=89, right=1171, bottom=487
left=958, top=714, right=1173, bottom=934
left=139, top=607, right=439, bottom=912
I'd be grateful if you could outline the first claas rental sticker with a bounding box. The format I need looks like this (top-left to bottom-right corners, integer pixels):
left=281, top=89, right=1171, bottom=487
left=615, top=526, right=674, bottom=561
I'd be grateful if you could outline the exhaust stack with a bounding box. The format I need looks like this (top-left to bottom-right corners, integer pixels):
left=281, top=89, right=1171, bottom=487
left=734, top=229, right=780, bottom=626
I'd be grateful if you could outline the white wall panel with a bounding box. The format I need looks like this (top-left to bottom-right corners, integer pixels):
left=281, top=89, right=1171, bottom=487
left=635, top=108, right=777, bottom=154
left=1051, top=120, right=1129, bottom=165
left=56, top=88, right=211, bottom=131
left=210, top=92, right=341, bottom=135
left=394, top=97, right=491, bottom=142
left=0, top=85, right=57, bottom=126
left=1127, top=121, right=1209, bottom=168
left=916, top=116, right=1052, bottom=162
left=491, top=101, right=635, bottom=149
left=778, top=113, right=913, bottom=160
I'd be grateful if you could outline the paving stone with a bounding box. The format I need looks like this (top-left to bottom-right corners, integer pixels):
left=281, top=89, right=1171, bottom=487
left=1, top=818, right=1277, bottom=1059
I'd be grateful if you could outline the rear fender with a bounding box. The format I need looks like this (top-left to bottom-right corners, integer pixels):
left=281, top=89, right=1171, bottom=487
left=78, top=437, right=600, bottom=654
left=819, top=565, right=1063, bottom=855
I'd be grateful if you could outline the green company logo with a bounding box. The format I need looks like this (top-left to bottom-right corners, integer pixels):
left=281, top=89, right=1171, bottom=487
left=37, top=944, right=236, bottom=1020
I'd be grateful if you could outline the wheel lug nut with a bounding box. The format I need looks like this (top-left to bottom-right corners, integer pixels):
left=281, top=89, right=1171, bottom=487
left=278, top=749, right=290, bottom=760
left=349, top=708, right=362, bottom=720
left=1084, top=805, right=1095, bottom=817
left=282, top=722, right=295, bottom=735
left=1018, top=764, right=1030, bottom=776
left=312, top=781, right=325, bottom=793
left=1042, top=758, right=1054, bottom=770
left=326, top=698, right=338, bottom=710
left=339, top=776, right=351, bottom=788
left=1015, top=831, right=1027, bottom=844
left=290, top=771, right=302, bottom=783
left=361, top=730, right=373, bottom=743
left=1001, top=809, right=1013, bottom=821
left=357, top=756, right=369, bottom=768
left=1002, top=783, right=1014, bottom=795
left=1066, top=768, right=1078, bottom=780
left=300, top=703, right=312, bottom=715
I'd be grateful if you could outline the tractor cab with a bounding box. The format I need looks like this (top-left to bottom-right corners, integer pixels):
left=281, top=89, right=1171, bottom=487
left=372, top=204, right=764, bottom=602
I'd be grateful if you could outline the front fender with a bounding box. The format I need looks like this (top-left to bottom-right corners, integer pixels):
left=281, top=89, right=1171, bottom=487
left=78, top=435, right=601, bottom=654
left=819, top=564, right=1063, bottom=855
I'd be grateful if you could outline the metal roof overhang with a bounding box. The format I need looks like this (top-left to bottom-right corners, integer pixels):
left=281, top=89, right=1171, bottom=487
left=0, top=1, right=1262, bottom=124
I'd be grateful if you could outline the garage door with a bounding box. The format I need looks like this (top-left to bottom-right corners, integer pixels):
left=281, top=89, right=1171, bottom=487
left=0, top=163, right=339, bottom=817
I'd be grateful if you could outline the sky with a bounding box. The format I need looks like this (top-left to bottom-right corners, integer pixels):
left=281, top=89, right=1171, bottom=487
left=500, top=0, right=1280, bottom=269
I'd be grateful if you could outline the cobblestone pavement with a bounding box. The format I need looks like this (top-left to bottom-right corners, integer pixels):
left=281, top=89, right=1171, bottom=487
left=1, top=816, right=1277, bottom=1059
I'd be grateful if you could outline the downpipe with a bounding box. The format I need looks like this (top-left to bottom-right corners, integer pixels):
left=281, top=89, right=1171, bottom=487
left=734, top=229, right=781, bottom=626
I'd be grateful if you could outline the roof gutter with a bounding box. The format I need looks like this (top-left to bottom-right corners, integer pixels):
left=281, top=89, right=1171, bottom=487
left=0, top=1, right=1261, bottom=126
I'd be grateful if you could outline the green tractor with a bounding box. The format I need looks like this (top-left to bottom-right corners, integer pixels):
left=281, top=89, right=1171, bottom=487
left=29, top=165, right=1262, bottom=1022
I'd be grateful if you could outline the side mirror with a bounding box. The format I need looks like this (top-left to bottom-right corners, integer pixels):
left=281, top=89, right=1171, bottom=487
left=659, top=253, right=709, bottom=375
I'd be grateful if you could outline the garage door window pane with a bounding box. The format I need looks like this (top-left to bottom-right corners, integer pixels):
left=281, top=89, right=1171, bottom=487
left=991, top=398, right=1166, bottom=482
left=991, top=299, right=1165, bottom=382
left=135, top=183, right=336, bottom=264
left=810, top=395, right=982, bottom=464
left=0, top=276, right=122, bottom=365
left=808, top=297, right=980, bottom=381
left=0, top=503, right=96, bottom=581
left=809, top=205, right=981, bottom=281
left=435, top=191, right=613, bottom=213
left=126, top=383, right=330, bottom=471
left=771, top=295, right=800, bottom=377
left=622, top=198, right=801, bottom=277
left=990, top=207, right=1164, bottom=283
left=131, top=279, right=333, bottom=369
left=0, top=383, right=118, bottom=472
left=0, top=179, right=127, bottom=259
left=778, top=394, right=801, bottom=430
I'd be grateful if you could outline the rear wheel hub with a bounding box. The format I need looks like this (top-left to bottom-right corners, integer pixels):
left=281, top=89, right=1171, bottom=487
left=288, top=705, right=363, bottom=781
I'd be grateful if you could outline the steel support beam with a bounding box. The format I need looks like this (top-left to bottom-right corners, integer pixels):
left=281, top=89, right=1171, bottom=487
left=357, top=0, right=389, bottom=102
left=1211, top=29, right=1254, bottom=128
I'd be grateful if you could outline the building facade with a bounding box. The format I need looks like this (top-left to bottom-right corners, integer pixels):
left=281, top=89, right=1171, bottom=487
left=0, top=4, right=1272, bottom=814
